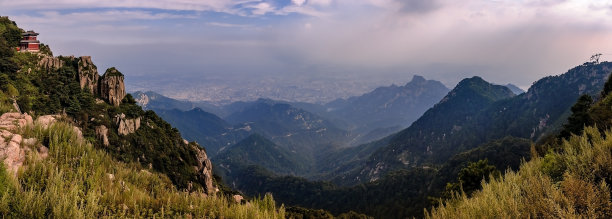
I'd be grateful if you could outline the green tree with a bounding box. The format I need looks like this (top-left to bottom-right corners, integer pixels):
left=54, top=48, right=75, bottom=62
left=559, top=95, right=593, bottom=138
left=601, top=73, right=612, bottom=97
left=444, top=159, right=501, bottom=197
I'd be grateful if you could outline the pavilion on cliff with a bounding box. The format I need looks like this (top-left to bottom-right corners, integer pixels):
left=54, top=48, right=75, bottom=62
left=19, top=30, right=40, bottom=52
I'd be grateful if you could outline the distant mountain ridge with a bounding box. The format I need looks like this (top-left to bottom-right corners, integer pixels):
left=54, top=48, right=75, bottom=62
left=352, top=62, right=612, bottom=184
left=504, top=83, right=525, bottom=94
left=324, top=75, right=449, bottom=137
left=214, top=134, right=309, bottom=177
left=224, top=99, right=350, bottom=165
left=153, top=107, right=250, bottom=154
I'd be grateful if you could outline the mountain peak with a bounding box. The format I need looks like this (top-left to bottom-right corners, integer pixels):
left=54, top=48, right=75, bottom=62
left=410, top=75, right=426, bottom=83
left=445, top=76, right=515, bottom=103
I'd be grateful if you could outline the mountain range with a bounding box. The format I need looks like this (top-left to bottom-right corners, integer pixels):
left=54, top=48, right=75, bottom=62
left=2, top=15, right=611, bottom=219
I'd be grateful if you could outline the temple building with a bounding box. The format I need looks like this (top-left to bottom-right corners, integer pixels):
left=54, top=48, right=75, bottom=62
left=19, top=30, right=40, bottom=52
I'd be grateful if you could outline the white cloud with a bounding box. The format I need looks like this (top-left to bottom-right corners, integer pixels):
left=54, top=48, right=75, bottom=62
left=3, top=0, right=612, bottom=89
left=292, top=0, right=307, bottom=6
left=249, top=2, right=275, bottom=15
left=8, top=10, right=195, bottom=26
left=309, top=0, right=333, bottom=6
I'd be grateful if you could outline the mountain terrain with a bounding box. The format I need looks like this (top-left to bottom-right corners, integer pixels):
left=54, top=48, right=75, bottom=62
left=323, top=75, right=449, bottom=141
left=216, top=62, right=612, bottom=218
left=504, top=83, right=525, bottom=94
left=0, top=17, right=288, bottom=218
left=352, top=62, right=612, bottom=184
left=428, top=72, right=612, bottom=218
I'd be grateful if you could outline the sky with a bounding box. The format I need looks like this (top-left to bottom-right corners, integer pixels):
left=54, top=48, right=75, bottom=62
left=1, top=0, right=612, bottom=95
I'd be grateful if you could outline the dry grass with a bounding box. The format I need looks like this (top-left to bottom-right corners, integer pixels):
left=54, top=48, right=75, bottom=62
left=0, top=121, right=285, bottom=218
left=427, top=126, right=612, bottom=218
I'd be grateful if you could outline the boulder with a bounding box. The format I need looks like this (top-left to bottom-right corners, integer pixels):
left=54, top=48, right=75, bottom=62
left=35, top=115, right=57, bottom=129
left=233, top=195, right=244, bottom=204
left=115, top=113, right=140, bottom=135
left=100, top=67, right=126, bottom=106
left=37, top=146, right=48, bottom=159
left=0, top=112, right=33, bottom=131
left=95, top=125, right=109, bottom=146
left=0, top=133, right=26, bottom=175
left=0, top=112, right=35, bottom=176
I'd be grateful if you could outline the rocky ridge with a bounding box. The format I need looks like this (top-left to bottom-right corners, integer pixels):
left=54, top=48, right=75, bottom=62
left=77, top=56, right=99, bottom=95
left=100, top=67, right=126, bottom=106
left=192, top=144, right=216, bottom=195
left=37, top=55, right=125, bottom=106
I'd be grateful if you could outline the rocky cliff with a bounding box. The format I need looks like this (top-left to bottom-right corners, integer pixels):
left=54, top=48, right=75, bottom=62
left=100, top=67, right=126, bottom=106
left=115, top=113, right=140, bottom=135
left=192, top=144, right=216, bottom=195
left=77, top=56, right=99, bottom=95
left=38, top=56, right=64, bottom=70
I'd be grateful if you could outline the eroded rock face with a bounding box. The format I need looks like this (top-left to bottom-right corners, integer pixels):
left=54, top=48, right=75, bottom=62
left=0, top=133, right=26, bottom=175
left=0, top=112, right=34, bottom=176
left=136, top=93, right=149, bottom=108
left=0, top=112, right=33, bottom=131
left=38, top=56, right=64, bottom=70
left=192, top=144, right=215, bottom=195
left=35, top=115, right=56, bottom=129
left=115, top=113, right=140, bottom=136
left=95, top=125, right=109, bottom=146
left=77, top=56, right=99, bottom=95
left=100, top=68, right=126, bottom=106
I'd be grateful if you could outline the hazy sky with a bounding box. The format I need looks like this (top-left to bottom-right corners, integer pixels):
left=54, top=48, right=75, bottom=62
left=1, top=0, right=612, bottom=91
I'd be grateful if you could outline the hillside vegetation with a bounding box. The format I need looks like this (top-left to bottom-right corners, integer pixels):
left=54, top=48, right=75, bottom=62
left=428, top=126, right=611, bottom=218
left=0, top=121, right=285, bottom=218
left=0, top=16, right=286, bottom=218
left=427, top=73, right=612, bottom=218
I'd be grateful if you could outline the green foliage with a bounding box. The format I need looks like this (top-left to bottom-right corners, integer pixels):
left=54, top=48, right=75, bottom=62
left=601, top=71, right=612, bottom=97
left=0, top=121, right=286, bottom=218
left=286, top=206, right=334, bottom=219
left=226, top=164, right=433, bottom=219
left=215, top=134, right=309, bottom=176
left=0, top=17, right=22, bottom=47
left=427, top=126, right=612, bottom=218
left=103, top=67, right=123, bottom=77
left=443, top=159, right=501, bottom=198
left=0, top=39, right=18, bottom=74
left=39, top=43, right=52, bottom=56
left=559, top=94, right=593, bottom=138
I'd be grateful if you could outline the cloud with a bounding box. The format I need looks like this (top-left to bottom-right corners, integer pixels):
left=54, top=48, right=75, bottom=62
left=292, top=0, right=306, bottom=6
left=3, top=0, right=612, bottom=93
left=397, top=0, right=441, bottom=14
left=0, top=0, right=330, bottom=17
left=248, top=2, right=275, bottom=15
left=8, top=10, right=195, bottom=26
left=206, top=22, right=252, bottom=28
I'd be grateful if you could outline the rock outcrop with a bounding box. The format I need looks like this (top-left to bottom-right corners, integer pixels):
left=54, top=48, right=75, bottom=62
left=95, top=125, right=109, bottom=146
left=233, top=195, right=244, bottom=204
left=100, top=67, right=126, bottom=106
left=0, top=112, right=33, bottom=131
left=115, top=113, right=140, bottom=136
left=192, top=144, right=215, bottom=195
left=35, top=115, right=56, bottom=128
left=0, top=113, right=33, bottom=175
left=77, top=56, right=99, bottom=95
left=38, top=56, right=64, bottom=70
